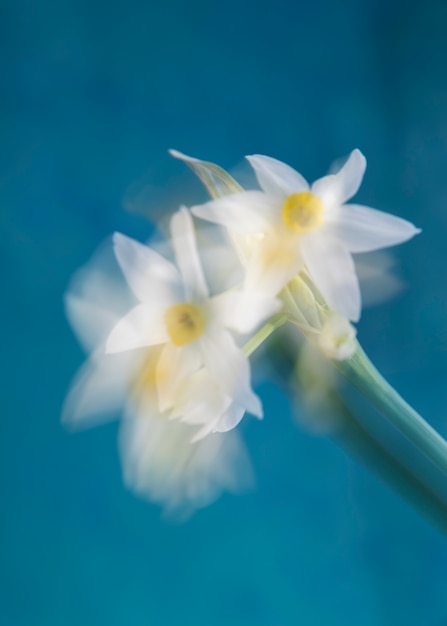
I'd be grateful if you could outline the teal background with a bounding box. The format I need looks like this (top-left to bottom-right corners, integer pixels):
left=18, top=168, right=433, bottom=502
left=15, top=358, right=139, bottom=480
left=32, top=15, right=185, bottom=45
left=3, top=0, right=447, bottom=624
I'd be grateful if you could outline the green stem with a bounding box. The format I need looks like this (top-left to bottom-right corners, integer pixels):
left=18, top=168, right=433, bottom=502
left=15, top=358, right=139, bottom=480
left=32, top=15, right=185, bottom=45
left=332, top=395, right=447, bottom=536
left=242, top=313, right=289, bottom=357
left=334, top=343, right=447, bottom=475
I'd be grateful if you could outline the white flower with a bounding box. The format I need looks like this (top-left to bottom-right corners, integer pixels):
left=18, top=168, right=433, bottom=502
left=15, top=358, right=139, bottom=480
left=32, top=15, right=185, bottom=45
left=120, top=402, right=253, bottom=520
left=105, top=207, right=272, bottom=432
left=192, top=150, right=420, bottom=321
left=63, top=241, right=254, bottom=516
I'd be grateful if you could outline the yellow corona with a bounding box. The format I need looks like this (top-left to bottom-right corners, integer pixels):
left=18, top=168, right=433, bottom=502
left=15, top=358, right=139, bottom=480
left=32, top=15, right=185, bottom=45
left=164, top=303, right=206, bottom=346
left=282, top=192, right=324, bottom=233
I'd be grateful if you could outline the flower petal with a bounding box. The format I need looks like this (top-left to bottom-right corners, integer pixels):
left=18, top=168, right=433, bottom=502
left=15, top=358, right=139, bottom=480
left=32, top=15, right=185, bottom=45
left=62, top=350, right=140, bottom=428
left=170, top=207, right=209, bottom=300
left=106, top=304, right=168, bottom=353
left=215, top=403, right=246, bottom=433
left=170, top=369, right=230, bottom=422
left=312, top=149, right=366, bottom=206
left=246, top=154, right=309, bottom=197
left=64, top=239, right=137, bottom=352
left=199, top=327, right=262, bottom=417
left=119, top=410, right=253, bottom=519
left=156, top=342, right=202, bottom=412
left=243, top=231, right=303, bottom=297
left=209, top=290, right=282, bottom=334
left=301, top=232, right=361, bottom=322
left=191, top=191, right=277, bottom=235
left=327, top=203, right=421, bottom=253
left=65, top=294, right=120, bottom=354
left=113, top=232, right=180, bottom=304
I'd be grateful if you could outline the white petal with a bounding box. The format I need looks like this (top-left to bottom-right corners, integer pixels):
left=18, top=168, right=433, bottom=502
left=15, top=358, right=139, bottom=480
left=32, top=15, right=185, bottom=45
left=302, top=233, right=361, bottom=322
left=156, top=342, right=202, bottom=412
left=64, top=238, right=137, bottom=352
left=113, top=232, right=180, bottom=303
left=327, top=203, right=421, bottom=253
left=191, top=191, right=277, bottom=235
left=171, top=368, right=232, bottom=424
left=199, top=328, right=262, bottom=417
left=62, top=350, right=140, bottom=429
left=310, top=175, right=340, bottom=208
left=312, top=149, right=366, bottom=206
left=243, top=232, right=303, bottom=297
left=209, top=290, right=282, bottom=334
left=189, top=402, right=246, bottom=442
left=119, top=409, right=254, bottom=518
left=170, top=207, right=209, bottom=300
left=65, top=294, right=120, bottom=354
left=333, top=149, right=367, bottom=203
left=214, top=403, right=246, bottom=433
left=246, top=154, right=309, bottom=197
left=106, top=304, right=168, bottom=353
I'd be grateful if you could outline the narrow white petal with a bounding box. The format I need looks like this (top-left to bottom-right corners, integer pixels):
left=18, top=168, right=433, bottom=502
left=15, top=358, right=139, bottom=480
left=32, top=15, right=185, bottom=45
left=113, top=232, right=180, bottom=303
left=65, top=294, right=120, bottom=354
left=191, top=191, right=277, bottom=234
left=333, top=148, right=367, bottom=203
left=187, top=401, right=246, bottom=441
left=119, top=409, right=254, bottom=518
left=199, top=328, right=262, bottom=417
left=310, top=174, right=340, bottom=208
left=246, top=154, right=309, bottom=197
left=170, top=208, right=209, bottom=300
left=62, top=350, right=140, bottom=429
left=327, top=203, right=421, bottom=253
left=64, top=238, right=137, bottom=352
left=106, top=304, right=168, bottom=353
left=302, top=233, right=361, bottom=322
left=156, top=342, right=202, bottom=412
left=214, top=404, right=246, bottom=433
left=209, top=290, right=282, bottom=334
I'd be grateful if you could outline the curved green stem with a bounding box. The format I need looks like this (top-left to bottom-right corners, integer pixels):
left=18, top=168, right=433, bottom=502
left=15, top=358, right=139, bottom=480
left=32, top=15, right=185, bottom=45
left=242, top=313, right=289, bottom=357
left=334, top=343, right=447, bottom=475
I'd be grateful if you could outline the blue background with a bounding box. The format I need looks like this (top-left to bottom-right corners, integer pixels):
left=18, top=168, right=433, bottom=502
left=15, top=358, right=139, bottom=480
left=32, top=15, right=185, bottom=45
left=3, top=0, right=447, bottom=624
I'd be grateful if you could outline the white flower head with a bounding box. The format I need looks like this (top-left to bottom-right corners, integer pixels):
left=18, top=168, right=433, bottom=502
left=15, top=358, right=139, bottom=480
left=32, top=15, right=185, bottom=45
left=63, top=240, right=254, bottom=516
left=119, top=407, right=254, bottom=521
left=105, top=207, right=272, bottom=431
left=192, top=150, right=421, bottom=321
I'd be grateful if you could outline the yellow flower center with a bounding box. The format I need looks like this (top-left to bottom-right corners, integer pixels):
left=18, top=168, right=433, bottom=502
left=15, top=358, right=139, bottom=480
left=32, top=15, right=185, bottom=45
left=164, top=302, right=206, bottom=346
left=282, top=192, right=324, bottom=233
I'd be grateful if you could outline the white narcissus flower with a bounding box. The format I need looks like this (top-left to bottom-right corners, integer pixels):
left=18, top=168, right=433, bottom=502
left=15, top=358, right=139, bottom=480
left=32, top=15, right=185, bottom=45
left=106, top=207, right=275, bottom=433
left=191, top=150, right=420, bottom=321
left=63, top=242, right=254, bottom=517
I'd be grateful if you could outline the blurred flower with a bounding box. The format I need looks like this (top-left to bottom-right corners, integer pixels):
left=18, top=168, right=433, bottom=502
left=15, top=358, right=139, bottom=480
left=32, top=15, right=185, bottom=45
left=63, top=238, right=254, bottom=517
left=105, top=207, right=277, bottom=432
left=192, top=150, right=420, bottom=321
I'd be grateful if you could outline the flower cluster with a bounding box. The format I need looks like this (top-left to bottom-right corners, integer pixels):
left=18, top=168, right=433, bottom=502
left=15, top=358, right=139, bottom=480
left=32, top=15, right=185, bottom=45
left=63, top=149, right=420, bottom=517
